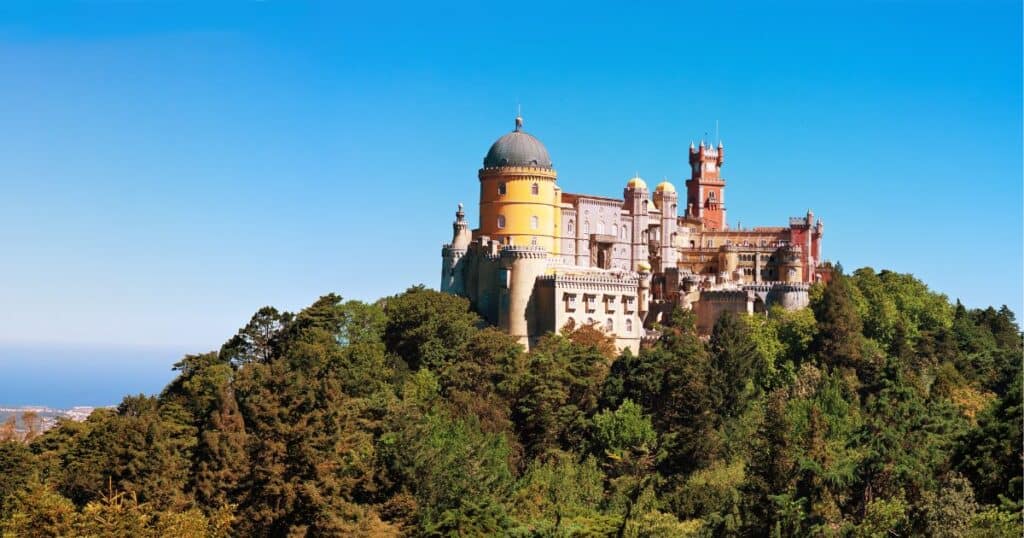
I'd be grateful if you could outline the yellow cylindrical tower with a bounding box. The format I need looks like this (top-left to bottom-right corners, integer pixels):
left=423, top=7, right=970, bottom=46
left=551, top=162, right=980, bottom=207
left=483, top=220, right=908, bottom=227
left=478, top=116, right=560, bottom=254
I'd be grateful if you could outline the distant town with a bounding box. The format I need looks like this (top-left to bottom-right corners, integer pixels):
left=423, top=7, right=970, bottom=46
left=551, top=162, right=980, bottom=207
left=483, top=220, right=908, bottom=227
left=0, top=405, right=101, bottom=440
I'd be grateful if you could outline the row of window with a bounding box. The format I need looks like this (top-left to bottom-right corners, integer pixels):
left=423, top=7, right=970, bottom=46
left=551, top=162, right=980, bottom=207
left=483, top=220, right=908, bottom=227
left=496, top=215, right=541, bottom=230
left=565, top=293, right=636, bottom=314
left=497, top=182, right=540, bottom=196
left=568, top=317, right=633, bottom=334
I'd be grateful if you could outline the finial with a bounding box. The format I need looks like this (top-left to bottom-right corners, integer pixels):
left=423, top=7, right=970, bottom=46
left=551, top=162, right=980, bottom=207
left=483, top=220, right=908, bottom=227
left=690, top=140, right=695, bottom=150
left=458, top=202, right=464, bottom=211
left=514, top=114, right=523, bottom=132
left=699, top=139, right=705, bottom=148
left=718, top=139, right=723, bottom=148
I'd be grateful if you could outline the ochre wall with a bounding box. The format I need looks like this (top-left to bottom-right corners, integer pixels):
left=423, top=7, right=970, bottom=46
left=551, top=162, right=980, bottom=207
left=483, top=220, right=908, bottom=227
left=479, top=167, right=560, bottom=254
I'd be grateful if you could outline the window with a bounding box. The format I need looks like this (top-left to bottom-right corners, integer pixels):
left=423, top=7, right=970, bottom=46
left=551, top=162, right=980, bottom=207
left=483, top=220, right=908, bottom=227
left=760, top=239, right=767, bottom=247
left=706, top=239, right=713, bottom=248
left=531, top=236, right=538, bottom=246
left=498, top=182, right=506, bottom=195
left=621, top=226, right=628, bottom=239
left=623, top=296, right=636, bottom=313
left=625, top=318, right=633, bottom=333
left=565, top=293, right=578, bottom=310
left=642, top=200, right=649, bottom=212
left=598, top=221, right=605, bottom=234
left=612, top=223, right=618, bottom=236
left=531, top=216, right=539, bottom=229
left=531, top=183, right=539, bottom=195
left=584, top=221, right=590, bottom=234
left=497, top=215, right=506, bottom=228
left=586, top=317, right=595, bottom=326
left=708, top=191, right=716, bottom=203
left=671, top=204, right=677, bottom=215
left=605, top=294, right=616, bottom=313
left=568, top=220, right=574, bottom=234
left=605, top=318, right=614, bottom=332
left=584, top=294, right=597, bottom=313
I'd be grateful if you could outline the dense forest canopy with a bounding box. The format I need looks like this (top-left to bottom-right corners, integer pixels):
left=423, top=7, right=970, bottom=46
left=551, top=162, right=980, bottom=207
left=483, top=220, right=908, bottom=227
left=1, top=267, right=1021, bottom=537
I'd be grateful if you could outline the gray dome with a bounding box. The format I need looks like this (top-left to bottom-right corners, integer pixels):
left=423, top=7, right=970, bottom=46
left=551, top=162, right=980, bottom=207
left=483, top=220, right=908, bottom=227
left=482, top=117, right=553, bottom=169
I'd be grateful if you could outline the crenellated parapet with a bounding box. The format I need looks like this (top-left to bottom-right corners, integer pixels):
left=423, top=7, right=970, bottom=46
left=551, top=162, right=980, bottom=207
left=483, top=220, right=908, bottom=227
left=536, top=271, right=640, bottom=292
left=499, top=245, right=549, bottom=260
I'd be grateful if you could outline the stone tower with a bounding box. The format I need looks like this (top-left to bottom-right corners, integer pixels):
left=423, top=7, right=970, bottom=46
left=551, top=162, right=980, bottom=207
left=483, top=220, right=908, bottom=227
left=497, top=245, right=549, bottom=347
left=686, top=140, right=726, bottom=230
left=653, top=180, right=679, bottom=272
left=440, top=203, right=471, bottom=295
left=477, top=115, right=561, bottom=253
left=623, top=176, right=650, bottom=271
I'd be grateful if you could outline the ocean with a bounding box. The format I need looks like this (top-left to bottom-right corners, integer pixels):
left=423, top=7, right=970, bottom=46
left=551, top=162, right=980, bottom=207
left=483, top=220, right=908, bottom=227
left=0, top=343, right=199, bottom=408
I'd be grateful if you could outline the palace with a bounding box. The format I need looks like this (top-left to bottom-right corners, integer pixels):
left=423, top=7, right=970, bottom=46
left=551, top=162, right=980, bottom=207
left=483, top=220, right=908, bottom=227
left=441, top=115, right=826, bottom=352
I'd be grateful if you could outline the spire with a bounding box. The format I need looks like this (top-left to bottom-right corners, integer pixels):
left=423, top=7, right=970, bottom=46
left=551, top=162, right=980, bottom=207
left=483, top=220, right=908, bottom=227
left=514, top=104, right=523, bottom=132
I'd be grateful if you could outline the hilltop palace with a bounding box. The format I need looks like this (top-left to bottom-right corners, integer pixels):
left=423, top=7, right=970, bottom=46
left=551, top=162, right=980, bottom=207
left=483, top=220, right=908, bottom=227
left=441, top=116, right=826, bottom=352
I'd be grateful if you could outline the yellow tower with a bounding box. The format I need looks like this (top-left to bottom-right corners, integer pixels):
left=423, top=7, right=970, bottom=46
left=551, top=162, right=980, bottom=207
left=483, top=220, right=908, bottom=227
left=477, top=116, right=560, bottom=254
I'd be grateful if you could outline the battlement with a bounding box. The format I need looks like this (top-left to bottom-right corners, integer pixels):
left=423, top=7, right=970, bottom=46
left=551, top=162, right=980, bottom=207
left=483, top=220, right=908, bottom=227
left=499, top=245, right=549, bottom=260
left=742, top=282, right=811, bottom=293
left=536, top=270, right=639, bottom=292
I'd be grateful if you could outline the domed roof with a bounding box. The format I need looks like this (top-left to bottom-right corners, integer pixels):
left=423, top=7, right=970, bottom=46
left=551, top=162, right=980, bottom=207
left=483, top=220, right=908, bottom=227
left=626, top=175, right=647, bottom=190
left=483, top=116, right=553, bottom=169
left=655, top=180, right=676, bottom=193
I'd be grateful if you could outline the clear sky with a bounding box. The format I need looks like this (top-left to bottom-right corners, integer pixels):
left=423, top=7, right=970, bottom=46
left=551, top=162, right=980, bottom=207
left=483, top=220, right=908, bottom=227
left=0, top=1, right=1020, bottom=404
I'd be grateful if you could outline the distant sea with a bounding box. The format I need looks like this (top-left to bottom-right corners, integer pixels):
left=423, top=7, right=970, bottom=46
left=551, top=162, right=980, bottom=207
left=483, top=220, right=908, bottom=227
left=0, top=344, right=200, bottom=408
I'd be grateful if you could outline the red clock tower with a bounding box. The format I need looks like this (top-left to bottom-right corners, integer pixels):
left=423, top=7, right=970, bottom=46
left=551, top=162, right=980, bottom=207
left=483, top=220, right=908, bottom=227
left=685, top=140, right=726, bottom=230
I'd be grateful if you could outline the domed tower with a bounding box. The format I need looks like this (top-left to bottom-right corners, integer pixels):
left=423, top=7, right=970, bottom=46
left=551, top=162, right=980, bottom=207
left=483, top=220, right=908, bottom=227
left=624, top=175, right=650, bottom=271
left=653, top=180, right=679, bottom=271
left=478, top=115, right=561, bottom=254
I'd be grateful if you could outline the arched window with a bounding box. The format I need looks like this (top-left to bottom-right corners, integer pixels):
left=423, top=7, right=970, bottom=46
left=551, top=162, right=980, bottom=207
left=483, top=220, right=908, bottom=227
left=531, top=183, right=539, bottom=195
left=612, top=223, right=618, bottom=236
left=568, top=220, right=574, bottom=234
left=642, top=230, right=648, bottom=242
left=497, top=215, right=506, bottom=228
left=531, top=236, right=538, bottom=245
left=671, top=203, right=677, bottom=215
left=586, top=317, right=595, bottom=326
left=605, top=318, right=614, bottom=332
left=642, top=200, right=649, bottom=212
left=498, top=182, right=507, bottom=195
left=530, top=216, right=539, bottom=229
left=584, top=221, right=590, bottom=234
left=671, top=232, right=678, bottom=244
left=625, top=318, right=633, bottom=333
left=708, top=191, right=716, bottom=203
left=622, top=226, right=628, bottom=239
left=598, top=221, right=605, bottom=234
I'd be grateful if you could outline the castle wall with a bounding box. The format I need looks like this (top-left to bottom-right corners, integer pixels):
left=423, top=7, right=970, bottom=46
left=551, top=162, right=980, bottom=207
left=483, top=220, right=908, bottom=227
left=694, top=289, right=753, bottom=334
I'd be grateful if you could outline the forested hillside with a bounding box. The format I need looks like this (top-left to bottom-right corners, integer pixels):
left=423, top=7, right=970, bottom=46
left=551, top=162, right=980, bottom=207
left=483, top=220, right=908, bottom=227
left=1, top=267, right=1020, bottom=537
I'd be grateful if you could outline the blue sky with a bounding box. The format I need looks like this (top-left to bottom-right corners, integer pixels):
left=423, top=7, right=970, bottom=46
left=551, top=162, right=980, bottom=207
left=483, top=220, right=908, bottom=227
left=0, top=1, right=1020, bottom=397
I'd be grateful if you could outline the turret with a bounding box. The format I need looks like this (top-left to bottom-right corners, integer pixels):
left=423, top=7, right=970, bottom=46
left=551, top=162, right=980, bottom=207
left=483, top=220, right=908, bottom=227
left=624, top=175, right=651, bottom=272
left=653, top=180, right=679, bottom=272
left=497, top=245, right=548, bottom=347
left=441, top=203, right=471, bottom=294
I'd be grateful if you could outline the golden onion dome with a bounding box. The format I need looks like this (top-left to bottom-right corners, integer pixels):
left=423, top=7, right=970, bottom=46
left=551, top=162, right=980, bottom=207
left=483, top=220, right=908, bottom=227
left=655, top=180, right=676, bottom=193
left=626, top=175, right=647, bottom=190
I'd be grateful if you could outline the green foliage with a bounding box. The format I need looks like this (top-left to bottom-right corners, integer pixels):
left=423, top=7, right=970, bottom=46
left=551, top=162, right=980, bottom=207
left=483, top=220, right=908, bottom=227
left=383, top=285, right=481, bottom=371
left=592, top=400, right=656, bottom=456
left=1, top=268, right=1019, bottom=536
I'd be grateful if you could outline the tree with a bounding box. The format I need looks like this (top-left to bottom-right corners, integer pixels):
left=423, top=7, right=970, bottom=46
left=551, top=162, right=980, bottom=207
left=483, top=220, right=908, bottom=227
left=382, top=285, right=481, bottom=372
left=193, top=385, right=250, bottom=510
left=220, top=306, right=292, bottom=366
left=708, top=311, right=761, bottom=420
left=812, top=270, right=872, bottom=380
